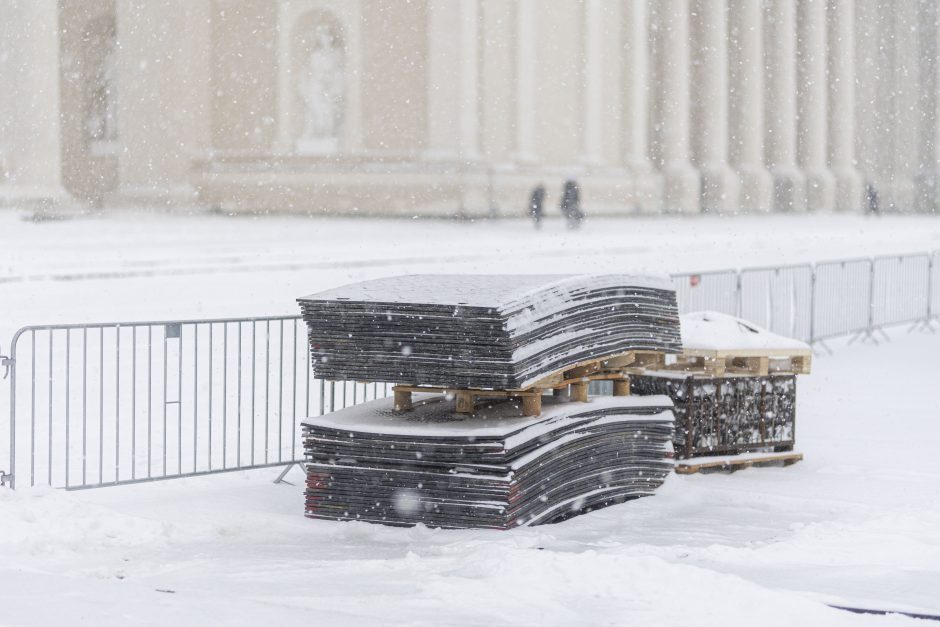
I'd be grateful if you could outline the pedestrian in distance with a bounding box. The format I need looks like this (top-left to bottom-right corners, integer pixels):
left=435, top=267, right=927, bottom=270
left=560, top=179, right=584, bottom=229
left=528, top=183, right=546, bottom=228
left=866, top=182, right=880, bottom=216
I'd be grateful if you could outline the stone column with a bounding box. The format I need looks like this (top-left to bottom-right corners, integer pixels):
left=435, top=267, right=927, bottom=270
left=797, top=0, right=835, bottom=211
left=582, top=0, right=605, bottom=165
left=914, top=1, right=939, bottom=213
left=0, top=0, right=71, bottom=211
left=514, top=0, right=537, bottom=162
left=651, top=0, right=699, bottom=213
left=889, top=0, right=918, bottom=211
left=690, top=0, right=738, bottom=213
left=108, top=0, right=211, bottom=208
left=764, top=0, right=805, bottom=212
left=728, top=0, right=772, bottom=211
left=622, top=0, right=660, bottom=211
left=827, top=0, right=863, bottom=212
left=427, top=0, right=480, bottom=161
left=854, top=0, right=879, bottom=199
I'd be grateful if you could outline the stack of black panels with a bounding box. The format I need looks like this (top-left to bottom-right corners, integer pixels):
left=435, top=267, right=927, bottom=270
left=298, top=274, right=681, bottom=389
left=303, top=394, right=675, bottom=529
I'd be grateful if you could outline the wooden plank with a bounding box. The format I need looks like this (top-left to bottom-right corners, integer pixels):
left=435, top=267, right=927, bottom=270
left=682, top=348, right=812, bottom=359
left=564, top=362, right=601, bottom=379
left=612, top=379, right=630, bottom=396
left=675, top=452, right=803, bottom=474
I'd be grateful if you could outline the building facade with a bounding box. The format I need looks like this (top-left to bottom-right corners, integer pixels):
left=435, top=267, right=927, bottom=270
left=1, top=0, right=938, bottom=216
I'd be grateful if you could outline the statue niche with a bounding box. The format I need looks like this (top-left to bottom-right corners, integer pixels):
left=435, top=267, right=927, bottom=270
left=293, top=19, right=345, bottom=154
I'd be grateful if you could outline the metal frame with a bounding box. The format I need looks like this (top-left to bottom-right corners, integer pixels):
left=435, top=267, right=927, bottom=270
left=2, top=250, right=939, bottom=491
left=0, top=315, right=393, bottom=491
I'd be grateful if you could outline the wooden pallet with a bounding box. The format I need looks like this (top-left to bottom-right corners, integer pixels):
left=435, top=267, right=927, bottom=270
left=390, top=350, right=664, bottom=416
left=674, top=451, right=803, bottom=474
left=655, top=348, right=811, bottom=377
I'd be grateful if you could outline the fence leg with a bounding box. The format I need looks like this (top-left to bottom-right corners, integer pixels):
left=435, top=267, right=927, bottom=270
left=812, top=339, right=833, bottom=356
left=1, top=344, right=14, bottom=490
left=273, top=462, right=305, bottom=485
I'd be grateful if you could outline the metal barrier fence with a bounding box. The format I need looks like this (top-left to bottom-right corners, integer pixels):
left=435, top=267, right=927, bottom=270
left=811, top=258, right=874, bottom=341
left=671, top=269, right=739, bottom=316
left=932, top=251, right=940, bottom=321
left=738, top=264, right=814, bottom=343
left=0, top=317, right=389, bottom=490
left=2, top=251, right=939, bottom=490
left=871, top=254, right=931, bottom=329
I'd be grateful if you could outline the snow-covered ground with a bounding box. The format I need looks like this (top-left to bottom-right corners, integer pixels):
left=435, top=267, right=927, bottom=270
left=0, top=326, right=936, bottom=626
left=2, top=211, right=940, bottom=338
left=1, top=211, right=939, bottom=625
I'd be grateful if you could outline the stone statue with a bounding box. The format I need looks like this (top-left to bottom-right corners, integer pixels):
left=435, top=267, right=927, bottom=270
left=85, top=29, right=118, bottom=145
left=297, top=24, right=344, bottom=153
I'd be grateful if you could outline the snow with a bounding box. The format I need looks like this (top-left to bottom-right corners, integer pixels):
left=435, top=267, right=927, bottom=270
left=1, top=327, right=937, bottom=625
left=2, top=211, right=940, bottom=341
left=1, top=211, right=939, bottom=624
left=302, top=393, right=673, bottom=440
left=301, top=273, right=673, bottom=308
left=681, top=311, right=811, bottom=351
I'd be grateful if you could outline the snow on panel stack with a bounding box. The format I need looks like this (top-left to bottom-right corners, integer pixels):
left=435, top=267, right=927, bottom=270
left=297, top=274, right=681, bottom=390
left=302, top=394, right=675, bottom=529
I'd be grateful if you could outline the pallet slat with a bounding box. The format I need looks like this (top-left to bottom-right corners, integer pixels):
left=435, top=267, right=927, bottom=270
left=675, top=451, right=803, bottom=474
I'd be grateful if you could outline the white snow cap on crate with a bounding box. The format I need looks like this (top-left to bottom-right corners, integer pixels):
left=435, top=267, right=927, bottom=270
left=680, top=311, right=810, bottom=351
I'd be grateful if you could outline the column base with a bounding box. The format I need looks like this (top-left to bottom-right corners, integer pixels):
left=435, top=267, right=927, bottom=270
left=913, top=172, right=939, bottom=213
left=626, top=159, right=663, bottom=213
left=832, top=165, right=864, bottom=213
left=104, top=184, right=201, bottom=210
left=661, top=160, right=700, bottom=213
left=803, top=167, right=836, bottom=212
left=0, top=185, right=78, bottom=216
left=699, top=162, right=740, bottom=213
left=770, top=165, right=806, bottom=213
left=735, top=164, right=773, bottom=212
left=868, top=177, right=916, bottom=213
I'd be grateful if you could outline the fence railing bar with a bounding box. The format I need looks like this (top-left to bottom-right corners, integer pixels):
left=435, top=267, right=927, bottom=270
left=162, top=325, right=168, bottom=477
left=278, top=319, right=284, bottom=464
left=10, top=315, right=301, bottom=335
left=194, top=324, right=199, bottom=474
left=45, top=330, right=52, bottom=484
left=98, top=329, right=103, bottom=485
left=177, top=323, right=183, bottom=475
left=237, top=320, right=244, bottom=470
left=83, top=328, right=88, bottom=485
left=209, top=323, right=214, bottom=471
left=60, top=460, right=297, bottom=492
left=251, top=320, right=256, bottom=467
left=131, top=326, right=136, bottom=482
left=147, top=325, right=152, bottom=480
left=115, top=327, right=121, bottom=483
left=671, top=268, right=738, bottom=278
left=223, top=322, right=228, bottom=471
left=30, top=330, right=35, bottom=487
left=292, top=320, right=297, bottom=461
left=265, top=320, right=270, bottom=465
left=65, top=329, right=70, bottom=488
